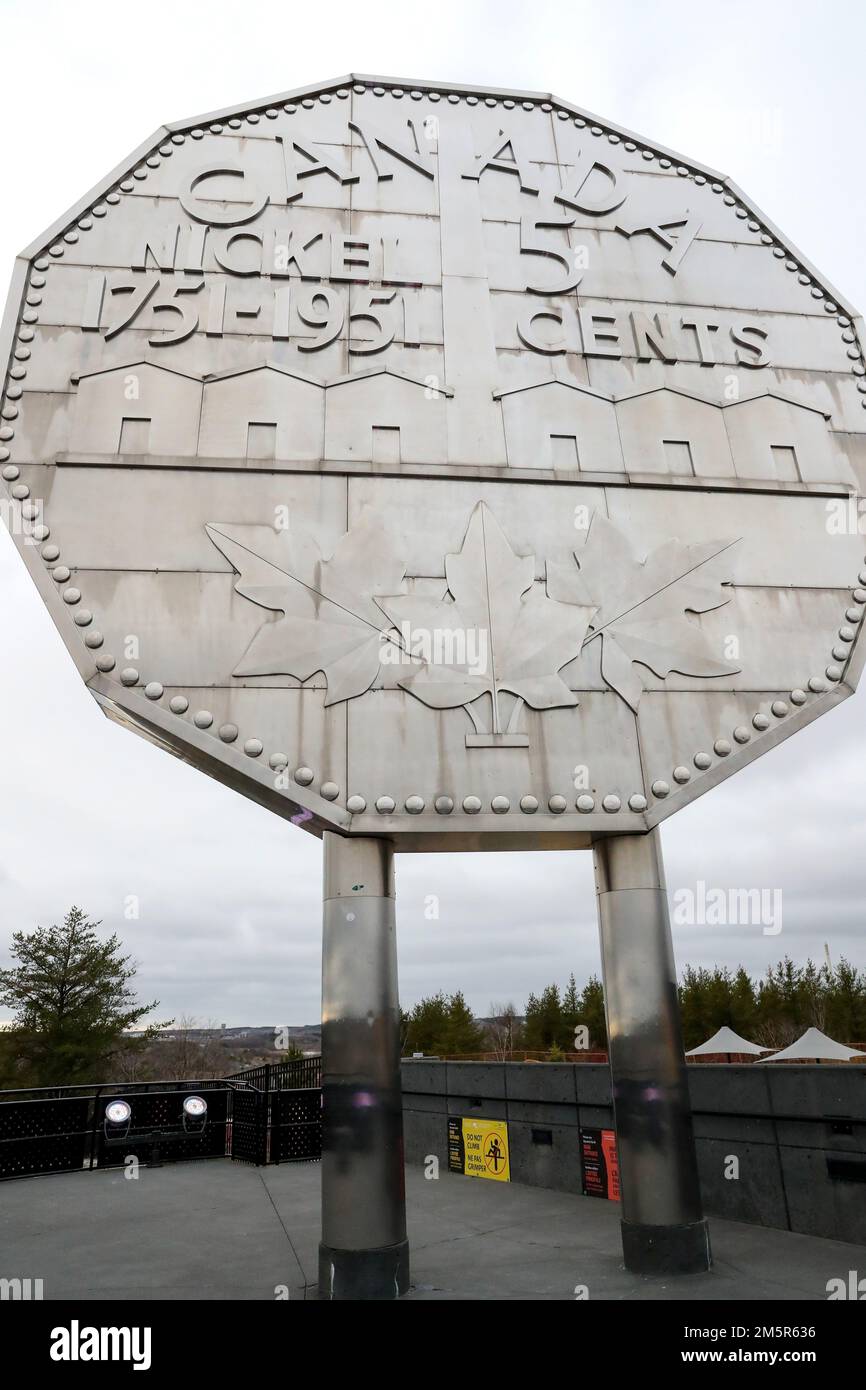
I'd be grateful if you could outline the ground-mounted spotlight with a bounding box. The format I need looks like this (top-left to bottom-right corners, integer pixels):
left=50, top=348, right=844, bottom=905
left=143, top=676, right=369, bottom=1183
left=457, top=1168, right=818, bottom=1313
left=104, top=1098, right=132, bottom=1140
left=182, top=1094, right=208, bottom=1133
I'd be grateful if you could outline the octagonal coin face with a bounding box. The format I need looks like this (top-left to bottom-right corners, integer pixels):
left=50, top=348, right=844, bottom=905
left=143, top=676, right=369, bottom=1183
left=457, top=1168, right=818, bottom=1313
left=3, top=75, right=866, bottom=848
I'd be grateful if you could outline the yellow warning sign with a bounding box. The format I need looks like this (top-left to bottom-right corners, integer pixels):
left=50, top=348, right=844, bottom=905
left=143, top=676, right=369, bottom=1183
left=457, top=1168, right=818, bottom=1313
left=450, top=1116, right=510, bottom=1181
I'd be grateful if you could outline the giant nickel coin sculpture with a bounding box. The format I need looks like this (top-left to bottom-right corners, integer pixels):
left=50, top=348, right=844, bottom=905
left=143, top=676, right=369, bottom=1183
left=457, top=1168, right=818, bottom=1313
left=3, top=75, right=864, bottom=1297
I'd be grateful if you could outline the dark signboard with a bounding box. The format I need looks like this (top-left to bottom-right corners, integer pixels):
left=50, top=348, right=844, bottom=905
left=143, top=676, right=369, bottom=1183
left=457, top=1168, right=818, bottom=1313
left=580, top=1127, right=620, bottom=1200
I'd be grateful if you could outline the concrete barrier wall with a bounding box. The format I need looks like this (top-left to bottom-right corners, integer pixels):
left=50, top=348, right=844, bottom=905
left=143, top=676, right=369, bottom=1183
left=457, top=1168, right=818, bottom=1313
left=401, top=1061, right=866, bottom=1245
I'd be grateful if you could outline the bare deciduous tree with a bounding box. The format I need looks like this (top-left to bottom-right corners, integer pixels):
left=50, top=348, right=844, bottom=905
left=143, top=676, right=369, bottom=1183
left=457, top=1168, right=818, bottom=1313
left=486, top=1001, right=520, bottom=1060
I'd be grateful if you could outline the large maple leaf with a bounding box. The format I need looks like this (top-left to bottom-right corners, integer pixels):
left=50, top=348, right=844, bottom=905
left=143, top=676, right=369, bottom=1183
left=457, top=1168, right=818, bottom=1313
left=206, top=516, right=406, bottom=705
left=378, top=502, right=595, bottom=728
left=547, top=514, right=740, bottom=712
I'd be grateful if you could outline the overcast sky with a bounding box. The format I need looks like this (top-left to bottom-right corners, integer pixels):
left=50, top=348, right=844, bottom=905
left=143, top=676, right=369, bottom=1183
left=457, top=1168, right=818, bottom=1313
left=1, top=0, right=865, bottom=1028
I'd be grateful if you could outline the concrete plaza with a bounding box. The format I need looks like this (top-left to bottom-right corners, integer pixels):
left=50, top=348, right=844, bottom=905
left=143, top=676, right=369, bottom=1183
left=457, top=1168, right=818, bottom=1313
left=1, top=1159, right=858, bottom=1301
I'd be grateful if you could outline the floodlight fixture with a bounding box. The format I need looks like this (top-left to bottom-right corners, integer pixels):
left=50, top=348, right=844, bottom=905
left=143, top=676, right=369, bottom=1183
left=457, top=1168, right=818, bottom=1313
left=103, top=1098, right=132, bottom=1141
left=182, top=1094, right=208, bottom=1132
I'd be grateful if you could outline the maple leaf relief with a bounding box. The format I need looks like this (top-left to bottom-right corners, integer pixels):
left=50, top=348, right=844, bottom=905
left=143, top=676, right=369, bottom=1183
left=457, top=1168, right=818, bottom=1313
left=378, top=502, right=596, bottom=733
left=206, top=516, right=406, bottom=706
left=547, top=514, right=741, bottom=713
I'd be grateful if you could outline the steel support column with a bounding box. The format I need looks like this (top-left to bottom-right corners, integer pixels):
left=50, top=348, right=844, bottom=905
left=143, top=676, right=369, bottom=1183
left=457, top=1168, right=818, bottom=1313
left=318, top=832, right=409, bottom=1299
left=592, top=829, right=711, bottom=1275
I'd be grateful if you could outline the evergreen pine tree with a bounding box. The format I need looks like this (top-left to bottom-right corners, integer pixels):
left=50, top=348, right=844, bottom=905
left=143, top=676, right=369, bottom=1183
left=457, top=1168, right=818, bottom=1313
left=0, top=906, right=161, bottom=1086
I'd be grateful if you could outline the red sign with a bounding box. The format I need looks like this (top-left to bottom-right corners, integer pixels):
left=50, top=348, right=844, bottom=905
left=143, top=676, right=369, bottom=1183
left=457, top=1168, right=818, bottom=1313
left=580, top=1127, right=620, bottom=1201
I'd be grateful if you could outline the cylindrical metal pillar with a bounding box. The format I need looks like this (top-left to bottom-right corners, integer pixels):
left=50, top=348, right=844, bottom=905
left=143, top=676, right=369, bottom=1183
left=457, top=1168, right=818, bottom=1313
left=592, top=829, right=711, bottom=1275
left=318, top=832, right=409, bottom=1299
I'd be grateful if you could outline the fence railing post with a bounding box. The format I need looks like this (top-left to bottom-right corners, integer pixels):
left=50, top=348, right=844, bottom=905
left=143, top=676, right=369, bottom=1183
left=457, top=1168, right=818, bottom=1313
left=89, top=1086, right=104, bottom=1171
left=271, top=1087, right=280, bottom=1166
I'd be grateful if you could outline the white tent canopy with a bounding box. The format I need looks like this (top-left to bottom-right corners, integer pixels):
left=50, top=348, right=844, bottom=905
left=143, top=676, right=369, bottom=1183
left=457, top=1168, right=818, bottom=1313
left=761, top=1027, right=866, bottom=1062
left=686, top=1026, right=769, bottom=1056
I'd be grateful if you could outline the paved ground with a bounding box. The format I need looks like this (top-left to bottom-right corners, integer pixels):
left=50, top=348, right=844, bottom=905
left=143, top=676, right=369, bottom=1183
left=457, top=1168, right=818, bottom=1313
left=1, top=1158, right=860, bottom=1300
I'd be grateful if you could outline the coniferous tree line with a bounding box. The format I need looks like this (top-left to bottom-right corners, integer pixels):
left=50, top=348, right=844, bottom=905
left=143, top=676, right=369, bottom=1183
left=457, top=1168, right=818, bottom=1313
left=677, top=959, right=866, bottom=1051
left=2, top=908, right=865, bottom=1084
left=400, top=991, right=488, bottom=1056
left=401, top=958, right=866, bottom=1057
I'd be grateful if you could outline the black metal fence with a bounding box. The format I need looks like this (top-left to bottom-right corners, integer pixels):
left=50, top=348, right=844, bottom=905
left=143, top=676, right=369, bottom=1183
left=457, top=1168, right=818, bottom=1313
left=271, top=1086, right=322, bottom=1163
left=226, top=1057, right=322, bottom=1091
left=229, top=1085, right=266, bottom=1166
left=0, top=1060, right=322, bottom=1181
left=0, top=1092, right=94, bottom=1180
